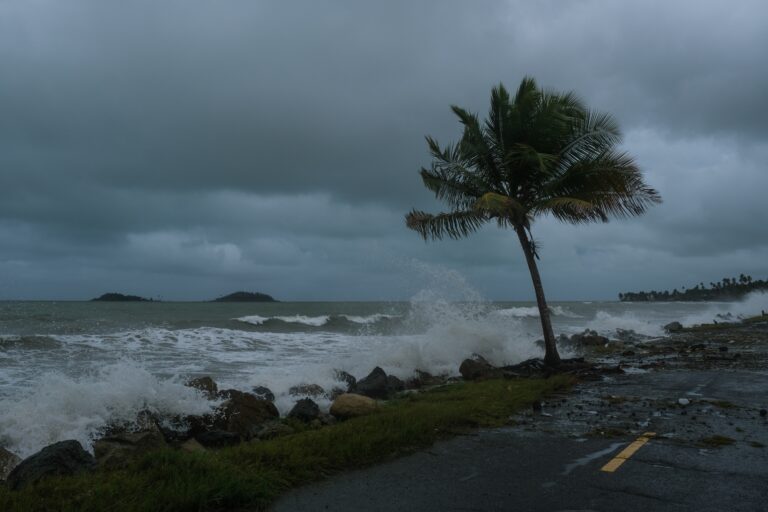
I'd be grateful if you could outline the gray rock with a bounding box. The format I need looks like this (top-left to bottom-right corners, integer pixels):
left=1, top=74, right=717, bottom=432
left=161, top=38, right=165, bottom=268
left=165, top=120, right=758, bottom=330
left=94, top=429, right=167, bottom=469
left=405, top=369, right=444, bottom=389
left=334, top=370, right=357, bottom=391
left=256, top=421, right=296, bottom=440
left=7, top=440, right=94, bottom=490
left=214, top=389, right=280, bottom=439
left=459, top=355, right=498, bottom=381
left=186, top=376, right=218, bottom=398
left=356, top=367, right=389, bottom=399
left=288, top=398, right=321, bottom=423
left=664, top=321, right=684, bottom=333
left=0, top=446, right=21, bottom=481
left=386, top=375, right=405, bottom=394
left=252, top=385, right=275, bottom=402
left=288, top=384, right=326, bottom=398
left=570, top=329, right=609, bottom=346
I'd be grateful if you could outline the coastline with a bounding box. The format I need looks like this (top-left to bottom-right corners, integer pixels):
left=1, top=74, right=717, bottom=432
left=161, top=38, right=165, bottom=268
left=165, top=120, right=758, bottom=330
left=2, top=314, right=766, bottom=509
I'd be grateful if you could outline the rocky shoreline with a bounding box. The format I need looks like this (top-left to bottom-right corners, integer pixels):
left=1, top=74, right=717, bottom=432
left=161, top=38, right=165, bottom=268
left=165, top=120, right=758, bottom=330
left=2, top=315, right=766, bottom=491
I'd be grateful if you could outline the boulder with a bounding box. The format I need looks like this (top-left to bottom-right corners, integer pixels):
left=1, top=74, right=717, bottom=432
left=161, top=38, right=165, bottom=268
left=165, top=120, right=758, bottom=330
left=329, top=393, right=378, bottom=420
left=252, top=385, right=275, bottom=402
left=214, top=389, right=279, bottom=439
left=334, top=370, right=357, bottom=391
left=0, top=446, right=21, bottom=481
left=664, top=321, right=684, bottom=333
left=93, top=429, right=167, bottom=469
left=186, top=376, right=218, bottom=398
left=386, top=375, right=405, bottom=394
left=356, top=367, right=389, bottom=399
left=288, top=398, right=320, bottom=423
left=459, top=355, right=498, bottom=381
left=6, top=440, right=94, bottom=490
left=288, top=384, right=326, bottom=398
left=195, top=430, right=241, bottom=448
left=256, top=421, right=296, bottom=440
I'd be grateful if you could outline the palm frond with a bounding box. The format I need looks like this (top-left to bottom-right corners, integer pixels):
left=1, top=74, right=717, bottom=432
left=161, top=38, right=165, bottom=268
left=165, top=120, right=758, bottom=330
left=405, top=209, right=487, bottom=240
left=474, top=192, right=526, bottom=220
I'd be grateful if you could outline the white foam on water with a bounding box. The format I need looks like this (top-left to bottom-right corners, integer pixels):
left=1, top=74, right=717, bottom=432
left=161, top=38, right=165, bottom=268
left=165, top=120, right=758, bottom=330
left=235, top=315, right=331, bottom=327
left=340, top=313, right=400, bottom=324
left=0, top=362, right=218, bottom=458
left=492, top=305, right=581, bottom=319
left=584, top=310, right=666, bottom=337
left=677, top=291, right=768, bottom=326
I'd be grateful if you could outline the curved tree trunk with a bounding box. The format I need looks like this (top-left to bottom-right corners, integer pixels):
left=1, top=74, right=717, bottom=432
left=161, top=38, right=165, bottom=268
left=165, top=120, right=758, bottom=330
left=516, top=228, right=561, bottom=367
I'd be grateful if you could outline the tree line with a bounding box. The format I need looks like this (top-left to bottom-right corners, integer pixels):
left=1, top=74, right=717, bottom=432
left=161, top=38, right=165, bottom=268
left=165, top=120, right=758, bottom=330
left=619, top=275, right=767, bottom=302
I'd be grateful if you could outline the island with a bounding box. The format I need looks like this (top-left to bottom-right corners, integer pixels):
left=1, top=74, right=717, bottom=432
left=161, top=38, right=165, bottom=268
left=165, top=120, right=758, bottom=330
left=91, top=293, right=154, bottom=302
left=211, top=291, right=277, bottom=302
left=619, top=274, right=767, bottom=302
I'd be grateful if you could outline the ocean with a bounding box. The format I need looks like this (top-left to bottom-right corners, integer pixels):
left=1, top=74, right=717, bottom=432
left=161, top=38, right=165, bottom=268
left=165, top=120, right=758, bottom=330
left=2, top=291, right=767, bottom=458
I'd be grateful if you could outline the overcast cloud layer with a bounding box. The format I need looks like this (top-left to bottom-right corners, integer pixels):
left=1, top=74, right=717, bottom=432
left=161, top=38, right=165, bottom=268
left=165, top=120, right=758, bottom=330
left=1, top=0, right=767, bottom=301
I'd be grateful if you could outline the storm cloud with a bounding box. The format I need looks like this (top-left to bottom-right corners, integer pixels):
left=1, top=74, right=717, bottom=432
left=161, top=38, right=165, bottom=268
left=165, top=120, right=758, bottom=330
left=1, top=0, right=766, bottom=300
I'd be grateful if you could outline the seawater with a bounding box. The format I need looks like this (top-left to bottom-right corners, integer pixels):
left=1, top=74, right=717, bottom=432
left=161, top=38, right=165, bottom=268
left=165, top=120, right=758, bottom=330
left=1, top=291, right=767, bottom=457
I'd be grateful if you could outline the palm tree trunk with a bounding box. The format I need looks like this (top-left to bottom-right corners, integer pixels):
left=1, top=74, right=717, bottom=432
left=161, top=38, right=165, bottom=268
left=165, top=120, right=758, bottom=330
left=516, top=227, right=561, bottom=367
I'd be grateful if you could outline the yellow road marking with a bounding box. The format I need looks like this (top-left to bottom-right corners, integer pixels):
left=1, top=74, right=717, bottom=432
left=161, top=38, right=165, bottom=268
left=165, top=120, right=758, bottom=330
left=600, top=432, right=656, bottom=473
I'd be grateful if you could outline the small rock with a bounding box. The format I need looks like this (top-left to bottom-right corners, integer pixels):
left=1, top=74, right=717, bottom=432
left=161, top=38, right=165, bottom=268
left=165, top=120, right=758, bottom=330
left=186, top=376, right=218, bottom=398
left=718, top=346, right=729, bottom=353
left=180, top=438, right=206, bottom=453
left=288, top=398, right=321, bottom=423
left=664, top=321, right=684, bottom=333
left=0, top=446, right=21, bottom=481
left=7, top=440, right=94, bottom=490
left=251, top=386, right=275, bottom=402
left=760, top=409, right=767, bottom=417
left=330, top=393, right=378, bottom=420
left=256, top=421, right=296, bottom=440
left=678, top=398, right=690, bottom=406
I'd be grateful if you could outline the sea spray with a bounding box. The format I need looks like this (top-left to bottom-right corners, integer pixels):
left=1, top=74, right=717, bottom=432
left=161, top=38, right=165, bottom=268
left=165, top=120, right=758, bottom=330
left=0, top=362, right=217, bottom=458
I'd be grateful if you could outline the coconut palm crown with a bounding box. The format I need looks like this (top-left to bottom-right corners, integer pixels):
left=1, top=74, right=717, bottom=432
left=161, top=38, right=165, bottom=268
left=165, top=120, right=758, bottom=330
left=406, top=77, right=661, bottom=366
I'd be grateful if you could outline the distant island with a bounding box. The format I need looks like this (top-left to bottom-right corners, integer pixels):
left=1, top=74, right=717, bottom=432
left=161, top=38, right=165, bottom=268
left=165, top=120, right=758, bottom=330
left=212, top=291, right=277, bottom=302
left=619, top=274, right=767, bottom=302
left=91, top=293, right=154, bottom=302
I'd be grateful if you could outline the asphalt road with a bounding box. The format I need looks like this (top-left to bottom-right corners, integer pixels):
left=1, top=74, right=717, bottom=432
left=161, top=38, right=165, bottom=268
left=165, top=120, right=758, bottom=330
left=271, top=370, right=768, bottom=512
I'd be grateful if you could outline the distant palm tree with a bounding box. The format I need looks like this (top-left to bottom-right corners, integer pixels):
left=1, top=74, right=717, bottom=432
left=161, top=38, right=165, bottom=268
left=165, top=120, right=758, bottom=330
left=405, top=78, right=661, bottom=366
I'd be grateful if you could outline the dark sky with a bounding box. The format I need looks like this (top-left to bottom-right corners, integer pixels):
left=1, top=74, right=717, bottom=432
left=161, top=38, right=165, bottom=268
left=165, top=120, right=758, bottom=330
left=1, top=0, right=767, bottom=301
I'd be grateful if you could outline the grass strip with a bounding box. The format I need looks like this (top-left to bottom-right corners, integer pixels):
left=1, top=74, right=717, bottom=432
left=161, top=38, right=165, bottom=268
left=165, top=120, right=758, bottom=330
left=0, top=376, right=571, bottom=512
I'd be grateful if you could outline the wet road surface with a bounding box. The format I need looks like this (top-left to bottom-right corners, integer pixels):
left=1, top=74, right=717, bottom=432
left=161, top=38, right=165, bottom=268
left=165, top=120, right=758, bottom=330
left=271, top=369, right=768, bottom=511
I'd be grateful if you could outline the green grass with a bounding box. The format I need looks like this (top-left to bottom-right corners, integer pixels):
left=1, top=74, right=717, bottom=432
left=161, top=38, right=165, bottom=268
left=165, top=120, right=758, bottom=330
left=0, top=377, right=570, bottom=512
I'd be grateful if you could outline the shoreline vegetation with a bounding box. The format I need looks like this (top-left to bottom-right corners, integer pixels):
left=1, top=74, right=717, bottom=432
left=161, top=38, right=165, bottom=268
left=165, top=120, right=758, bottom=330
left=211, top=291, right=277, bottom=303
left=0, top=371, right=571, bottom=511
left=619, top=274, right=767, bottom=302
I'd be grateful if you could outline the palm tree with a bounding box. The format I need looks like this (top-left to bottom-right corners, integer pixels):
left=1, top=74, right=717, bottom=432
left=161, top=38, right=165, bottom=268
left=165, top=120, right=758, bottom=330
left=405, top=78, right=661, bottom=366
